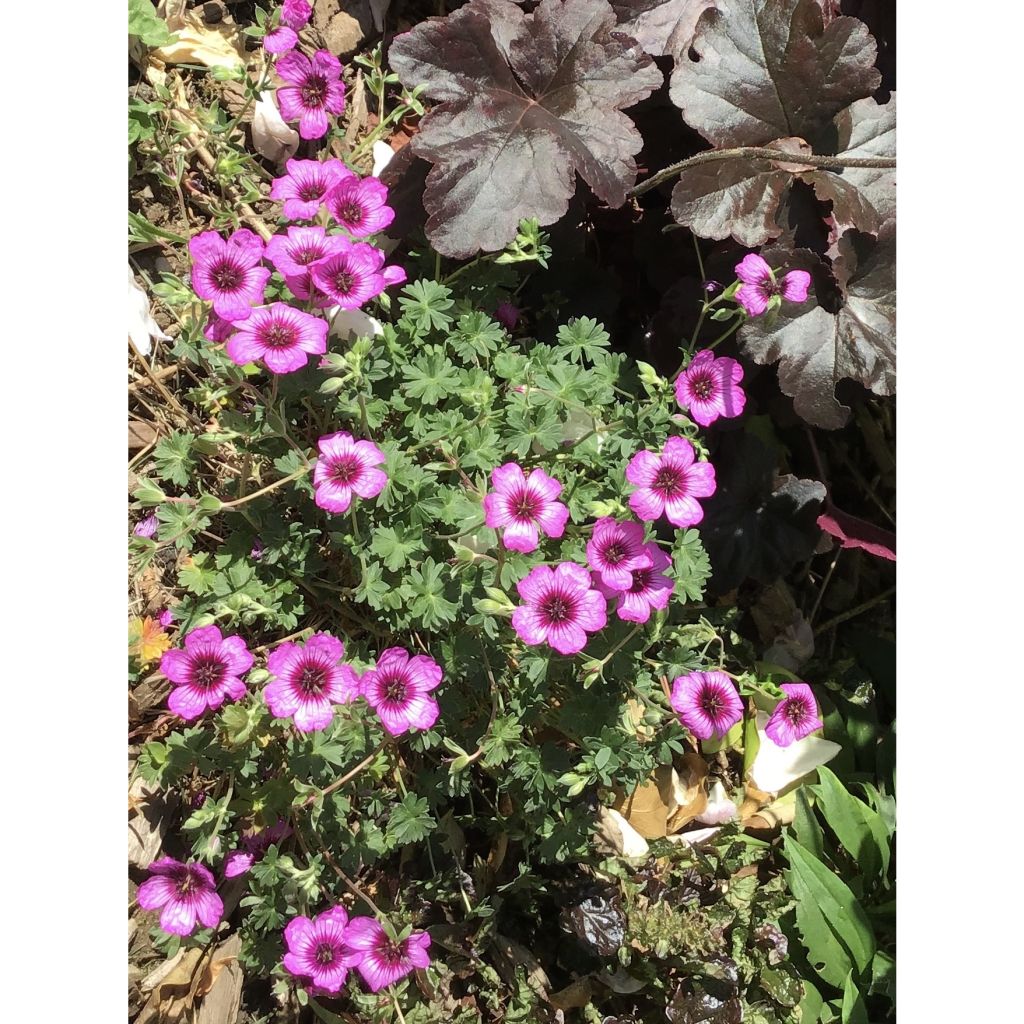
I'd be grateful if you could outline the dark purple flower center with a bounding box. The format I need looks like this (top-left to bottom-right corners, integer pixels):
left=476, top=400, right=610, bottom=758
left=380, top=673, right=408, bottom=704
left=193, top=656, right=225, bottom=689
left=339, top=201, right=364, bottom=225
left=331, top=269, right=355, bottom=294
left=699, top=687, right=725, bottom=719
left=760, top=275, right=780, bottom=297
left=301, top=75, right=328, bottom=108
left=262, top=322, right=297, bottom=349
left=211, top=260, right=243, bottom=292
left=298, top=183, right=324, bottom=202
left=330, top=456, right=359, bottom=484
left=691, top=374, right=716, bottom=400
left=602, top=541, right=625, bottom=565
left=299, top=664, right=327, bottom=694
left=315, top=941, right=336, bottom=966
left=513, top=488, right=540, bottom=521
left=176, top=871, right=198, bottom=896
left=378, top=939, right=406, bottom=966
left=653, top=466, right=685, bottom=498
left=295, top=246, right=324, bottom=266
left=784, top=698, right=810, bottom=725
left=629, top=569, right=652, bottom=593
left=541, top=592, right=574, bottom=624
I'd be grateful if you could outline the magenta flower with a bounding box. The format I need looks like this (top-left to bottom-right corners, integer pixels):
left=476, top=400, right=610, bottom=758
left=158, top=608, right=175, bottom=629
left=203, top=310, right=239, bottom=344
left=269, top=159, right=354, bottom=221
left=265, top=225, right=343, bottom=278
left=133, top=514, right=159, bottom=539
left=626, top=436, right=716, bottom=528
left=483, top=463, right=570, bottom=553
left=283, top=906, right=352, bottom=995
left=361, top=648, right=443, bottom=736
left=137, top=857, right=223, bottom=937
left=312, top=431, right=388, bottom=514
left=224, top=302, right=328, bottom=374
left=599, top=543, right=673, bottom=624
left=495, top=301, right=520, bottom=332
left=189, top=229, right=271, bottom=322
left=764, top=683, right=823, bottom=747
left=264, top=633, right=360, bottom=732
left=325, top=176, right=396, bottom=237
left=264, top=26, right=297, bottom=54
left=281, top=0, right=312, bottom=27
left=160, top=625, right=254, bottom=721
left=341, top=917, right=431, bottom=992
left=310, top=239, right=407, bottom=309
left=735, top=253, right=811, bottom=317
left=586, top=517, right=652, bottom=591
left=512, top=563, right=607, bottom=656
left=276, top=49, right=346, bottom=141
left=670, top=671, right=744, bottom=741
left=224, top=819, right=293, bottom=878
left=675, top=350, right=746, bottom=427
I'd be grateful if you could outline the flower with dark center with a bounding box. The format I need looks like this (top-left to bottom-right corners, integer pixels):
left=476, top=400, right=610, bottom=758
left=324, top=177, right=396, bottom=238
left=225, top=819, right=292, bottom=878
left=361, top=648, right=443, bottom=736
left=190, top=229, right=270, bottom=322
left=310, top=239, right=407, bottom=310
left=764, top=683, right=823, bottom=747
left=276, top=50, right=346, bottom=140
left=269, top=160, right=355, bottom=220
left=512, top=562, right=607, bottom=656
left=137, top=857, right=223, bottom=937
left=670, top=671, right=744, bottom=740
left=161, top=625, right=254, bottom=721
left=484, top=462, right=570, bottom=553
left=340, top=917, right=432, bottom=993
left=597, top=542, right=673, bottom=624
left=626, top=436, right=717, bottom=528
left=674, top=349, right=746, bottom=427
left=264, top=633, right=359, bottom=733
left=283, top=906, right=352, bottom=995
left=735, top=252, right=811, bottom=317
left=225, top=302, right=328, bottom=375
left=312, top=431, right=388, bottom=515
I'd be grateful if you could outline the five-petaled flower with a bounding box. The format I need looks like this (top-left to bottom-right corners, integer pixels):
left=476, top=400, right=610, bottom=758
left=225, top=819, right=293, bottom=878
left=312, top=431, right=388, bottom=514
left=137, top=857, right=223, bottom=937
left=360, top=648, right=443, bottom=736
left=764, top=682, right=823, bottom=747
left=675, top=350, right=746, bottom=427
left=224, top=302, right=328, bottom=374
left=160, top=625, right=254, bottom=721
left=598, top=543, right=673, bottom=624
left=626, top=437, right=716, bottom=528
left=483, top=463, right=570, bottom=553
left=735, top=253, right=811, bottom=317
left=310, top=239, right=407, bottom=309
left=586, top=517, right=652, bottom=591
left=283, top=906, right=353, bottom=995
left=275, top=49, right=346, bottom=140
left=512, top=563, right=607, bottom=655
left=269, top=159, right=354, bottom=221
left=670, top=671, right=744, bottom=741
left=263, top=0, right=311, bottom=54
left=264, top=633, right=360, bottom=733
left=189, top=229, right=271, bottom=322
left=342, top=917, right=432, bottom=993
left=133, top=513, right=159, bottom=539
left=325, top=176, right=396, bottom=237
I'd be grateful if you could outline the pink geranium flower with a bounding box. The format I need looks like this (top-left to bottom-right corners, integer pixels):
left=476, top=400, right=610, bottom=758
left=342, top=917, right=431, bottom=992
left=586, top=517, right=652, bottom=591
left=269, top=159, right=355, bottom=221
left=133, top=514, right=159, bottom=539
left=670, top=671, right=744, bottom=740
left=483, top=463, right=570, bottom=553
left=224, top=302, right=328, bottom=374
left=324, top=177, right=396, bottom=237
left=203, top=310, right=239, bottom=343
left=361, top=648, right=443, bottom=736
left=735, top=253, right=811, bottom=317
left=764, top=683, right=824, bottom=747
left=265, top=225, right=345, bottom=278
left=224, top=819, right=293, bottom=878
left=283, top=906, right=352, bottom=995
left=264, top=26, right=297, bottom=54
left=310, top=239, right=407, bottom=309
left=160, top=625, right=254, bottom=721
left=276, top=49, right=346, bottom=140
left=264, top=633, right=360, bottom=732
left=158, top=608, right=175, bottom=629
left=598, top=543, right=673, bottom=623
left=626, top=437, right=716, bottom=528
left=137, top=857, right=223, bottom=937
left=512, top=563, right=607, bottom=656
left=190, top=229, right=271, bottom=322
left=675, top=350, right=746, bottom=427
left=495, top=301, right=520, bottom=332
left=312, top=431, right=388, bottom=514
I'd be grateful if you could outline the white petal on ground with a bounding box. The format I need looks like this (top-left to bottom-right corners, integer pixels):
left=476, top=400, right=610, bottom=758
left=371, top=140, right=396, bottom=177
left=595, top=806, right=650, bottom=859
left=663, top=826, right=721, bottom=846
left=129, top=267, right=171, bottom=357
left=252, top=91, right=299, bottom=163
left=748, top=711, right=842, bottom=795
left=696, top=780, right=738, bottom=825
left=327, top=307, right=384, bottom=342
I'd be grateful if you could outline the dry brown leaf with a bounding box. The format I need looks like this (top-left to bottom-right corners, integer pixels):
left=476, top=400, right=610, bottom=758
left=613, top=765, right=677, bottom=838
left=130, top=420, right=159, bottom=451
left=666, top=754, right=709, bottom=833
left=594, top=805, right=649, bottom=859
left=136, top=947, right=205, bottom=1024
left=195, top=935, right=244, bottom=1024
left=153, top=10, right=246, bottom=70
left=624, top=698, right=655, bottom=742
left=549, top=976, right=593, bottom=1010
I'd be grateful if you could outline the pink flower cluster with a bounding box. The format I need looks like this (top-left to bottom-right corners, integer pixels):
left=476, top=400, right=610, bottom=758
left=283, top=907, right=431, bottom=995
left=160, top=627, right=443, bottom=738
left=263, top=0, right=311, bottom=56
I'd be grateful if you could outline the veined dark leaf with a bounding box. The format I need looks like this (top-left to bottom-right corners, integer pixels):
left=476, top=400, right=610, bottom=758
left=389, top=0, right=662, bottom=257
left=611, top=0, right=714, bottom=57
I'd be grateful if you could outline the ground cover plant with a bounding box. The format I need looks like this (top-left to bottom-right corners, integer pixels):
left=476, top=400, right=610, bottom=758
left=128, top=2, right=895, bottom=1022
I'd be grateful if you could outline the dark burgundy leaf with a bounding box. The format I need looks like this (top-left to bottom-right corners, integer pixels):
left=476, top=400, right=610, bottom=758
left=561, top=893, right=627, bottom=956
left=389, top=0, right=663, bottom=257
left=669, top=0, right=880, bottom=147
left=737, top=233, right=895, bottom=428
left=699, top=431, right=826, bottom=591
left=817, top=507, right=895, bottom=560
left=753, top=922, right=789, bottom=965
left=666, top=983, right=743, bottom=1024
left=611, top=0, right=715, bottom=56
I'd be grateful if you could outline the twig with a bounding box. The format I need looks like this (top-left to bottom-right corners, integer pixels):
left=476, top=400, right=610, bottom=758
left=813, top=585, right=896, bottom=636
left=630, top=147, right=896, bottom=199
left=304, top=739, right=390, bottom=806
left=128, top=338, right=203, bottom=428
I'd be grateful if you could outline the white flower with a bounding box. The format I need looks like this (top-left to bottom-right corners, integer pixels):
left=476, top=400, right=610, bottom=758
left=748, top=710, right=841, bottom=795
left=128, top=267, right=170, bottom=357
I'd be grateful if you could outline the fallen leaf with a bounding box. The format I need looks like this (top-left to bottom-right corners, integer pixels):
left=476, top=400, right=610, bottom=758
left=251, top=90, right=299, bottom=163
left=595, top=805, right=650, bottom=859
left=130, top=420, right=159, bottom=451
left=129, top=267, right=171, bottom=357
left=195, top=935, right=244, bottom=1024
left=614, top=757, right=708, bottom=839
left=129, top=616, right=172, bottom=666
left=136, top=947, right=205, bottom=1024
left=696, top=780, right=738, bottom=825
left=817, top=507, right=896, bottom=561
left=549, top=976, right=594, bottom=1009
left=153, top=9, right=246, bottom=69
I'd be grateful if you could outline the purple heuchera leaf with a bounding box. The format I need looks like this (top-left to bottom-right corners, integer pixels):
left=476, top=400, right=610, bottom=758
left=611, top=0, right=715, bottom=57
left=389, top=0, right=662, bottom=257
